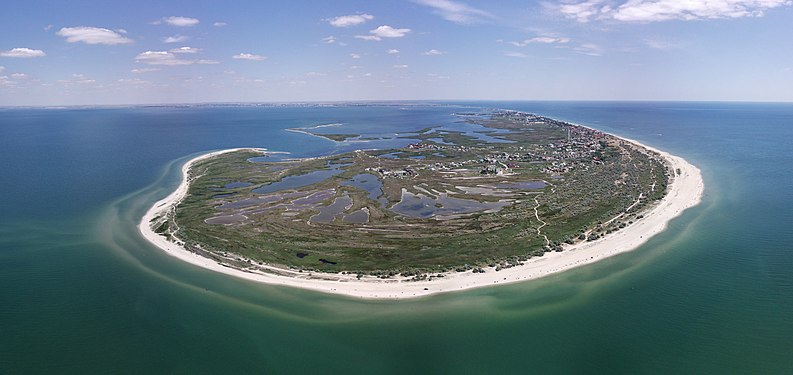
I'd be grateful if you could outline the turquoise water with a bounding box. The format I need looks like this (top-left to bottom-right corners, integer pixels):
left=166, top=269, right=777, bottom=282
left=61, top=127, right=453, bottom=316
left=1, top=102, right=792, bottom=373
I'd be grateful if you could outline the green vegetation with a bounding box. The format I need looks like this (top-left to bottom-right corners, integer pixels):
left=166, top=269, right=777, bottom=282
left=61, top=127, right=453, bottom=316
left=161, top=111, right=670, bottom=276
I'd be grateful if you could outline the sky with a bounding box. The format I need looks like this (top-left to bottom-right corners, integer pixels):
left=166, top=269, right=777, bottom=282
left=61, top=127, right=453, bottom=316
left=1, top=0, right=792, bottom=105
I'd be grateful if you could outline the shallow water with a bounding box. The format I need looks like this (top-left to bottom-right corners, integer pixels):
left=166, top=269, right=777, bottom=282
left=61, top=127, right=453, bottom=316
left=1, top=102, right=792, bottom=373
left=341, top=173, right=388, bottom=206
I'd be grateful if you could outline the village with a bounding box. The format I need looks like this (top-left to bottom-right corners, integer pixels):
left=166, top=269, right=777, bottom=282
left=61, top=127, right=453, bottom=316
left=368, top=112, right=612, bottom=178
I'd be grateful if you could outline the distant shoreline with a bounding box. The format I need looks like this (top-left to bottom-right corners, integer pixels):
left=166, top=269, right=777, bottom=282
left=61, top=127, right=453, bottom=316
left=138, top=130, right=704, bottom=299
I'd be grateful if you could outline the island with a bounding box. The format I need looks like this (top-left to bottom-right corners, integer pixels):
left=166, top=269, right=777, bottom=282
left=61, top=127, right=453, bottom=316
left=140, top=111, right=704, bottom=299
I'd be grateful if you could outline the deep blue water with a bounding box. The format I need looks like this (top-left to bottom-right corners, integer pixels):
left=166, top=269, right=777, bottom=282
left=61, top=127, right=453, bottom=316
left=1, top=102, right=792, bottom=373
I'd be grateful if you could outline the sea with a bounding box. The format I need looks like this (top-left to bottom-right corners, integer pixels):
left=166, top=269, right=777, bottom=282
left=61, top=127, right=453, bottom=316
left=1, top=101, right=791, bottom=374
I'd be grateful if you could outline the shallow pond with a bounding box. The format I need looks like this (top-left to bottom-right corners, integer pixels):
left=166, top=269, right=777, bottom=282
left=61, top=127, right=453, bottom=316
left=341, top=173, right=388, bottom=207
left=252, top=162, right=347, bottom=194
left=391, top=190, right=510, bottom=218
left=309, top=194, right=353, bottom=223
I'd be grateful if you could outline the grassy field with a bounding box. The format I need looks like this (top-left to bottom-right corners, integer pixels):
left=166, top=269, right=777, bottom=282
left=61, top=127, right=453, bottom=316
left=164, top=111, right=669, bottom=275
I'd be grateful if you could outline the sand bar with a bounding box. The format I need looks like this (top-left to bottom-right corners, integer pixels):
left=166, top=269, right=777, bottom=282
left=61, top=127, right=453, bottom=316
left=139, top=136, right=704, bottom=299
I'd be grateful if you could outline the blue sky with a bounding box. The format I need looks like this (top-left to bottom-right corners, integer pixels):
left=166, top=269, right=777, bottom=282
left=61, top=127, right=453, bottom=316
left=1, top=0, right=792, bottom=105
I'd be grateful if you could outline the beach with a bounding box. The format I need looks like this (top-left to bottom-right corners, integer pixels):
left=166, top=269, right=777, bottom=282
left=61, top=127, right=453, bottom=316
left=139, top=138, right=704, bottom=299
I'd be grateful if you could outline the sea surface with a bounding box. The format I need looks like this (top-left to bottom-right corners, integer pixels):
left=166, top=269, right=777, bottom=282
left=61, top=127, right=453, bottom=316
left=1, top=102, right=791, bottom=374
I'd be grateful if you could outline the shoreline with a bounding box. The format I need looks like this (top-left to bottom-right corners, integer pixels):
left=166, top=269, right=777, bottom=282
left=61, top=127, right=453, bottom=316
left=139, top=135, right=704, bottom=300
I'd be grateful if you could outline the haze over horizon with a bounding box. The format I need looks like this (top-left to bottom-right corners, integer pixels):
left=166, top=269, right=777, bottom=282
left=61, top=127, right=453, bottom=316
left=2, top=0, right=792, bottom=106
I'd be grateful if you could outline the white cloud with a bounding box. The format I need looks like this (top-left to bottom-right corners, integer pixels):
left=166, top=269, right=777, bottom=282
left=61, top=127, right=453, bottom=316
left=322, top=36, right=337, bottom=44
left=117, top=78, right=152, bottom=86
left=504, top=51, right=529, bottom=58
left=509, top=36, right=571, bottom=46
left=305, top=71, right=327, bottom=77
left=213, top=22, right=227, bottom=27
left=11, top=73, right=27, bottom=79
left=422, top=49, right=446, bottom=55
left=559, top=0, right=607, bottom=23
left=414, top=0, right=494, bottom=24
left=232, top=53, right=266, bottom=61
left=0, top=48, right=46, bottom=58
left=131, top=68, right=159, bottom=73
left=355, top=35, right=382, bottom=41
left=328, top=14, right=374, bottom=27
left=644, top=38, right=683, bottom=50
left=170, top=46, right=201, bottom=54
left=56, top=26, right=133, bottom=45
left=162, top=35, right=189, bottom=43
left=621, top=0, right=792, bottom=21
left=44, top=24, right=54, bottom=31
left=370, top=25, right=411, bottom=38
left=574, top=43, right=603, bottom=56
left=58, top=73, right=96, bottom=84
left=135, top=51, right=194, bottom=65
left=387, top=49, right=400, bottom=54
left=393, top=64, right=409, bottom=68
left=350, top=53, right=361, bottom=59
left=196, top=59, right=220, bottom=64
left=560, top=0, right=793, bottom=23
left=162, top=16, right=199, bottom=27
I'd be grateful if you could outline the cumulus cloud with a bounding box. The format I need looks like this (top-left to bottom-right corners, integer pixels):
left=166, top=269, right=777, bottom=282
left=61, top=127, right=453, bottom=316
left=135, top=51, right=194, bottom=65
left=56, top=26, right=133, bottom=45
left=509, top=36, right=571, bottom=46
left=162, top=16, right=199, bottom=27
left=393, top=64, right=409, bottom=68
left=354, top=35, right=380, bottom=41
left=162, top=35, right=190, bottom=43
left=196, top=59, right=219, bottom=64
left=422, top=49, right=446, bottom=55
left=0, top=48, right=46, bottom=58
left=131, top=68, right=159, bottom=73
left=414, top=0, right=494, bottom=24
left=170, top=46, right=201, bottom=54
left=232, top=53, right=267, bottom=61
left=560, top=0, right=792, bottom=23
left=559, top=0, right=607, bottom=23
left=350, top=53, right=361, bottom=59
left=387, top=49, right=400, bottom=54
left=213, top=22, right=227, bottom=27
left=371, top=25, right=411, bottom=38
left=58, top=73, right=96, bottom=84
left=322, top=36, right=337, bottom=44
left=328, top=13, right=374, bottom=27
left=504, top=51, right=529, bottom=58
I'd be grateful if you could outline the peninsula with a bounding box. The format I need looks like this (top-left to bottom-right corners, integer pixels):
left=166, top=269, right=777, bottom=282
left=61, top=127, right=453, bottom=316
left=140, top=111, right=703, bottom=299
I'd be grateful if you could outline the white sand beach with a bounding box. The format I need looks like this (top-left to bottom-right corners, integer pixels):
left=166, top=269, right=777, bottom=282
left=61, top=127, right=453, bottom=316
left=139, top=138, right=704, bottom=299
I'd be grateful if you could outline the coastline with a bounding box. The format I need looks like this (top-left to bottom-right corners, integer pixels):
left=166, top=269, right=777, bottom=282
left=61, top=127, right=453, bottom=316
left=139, top=136, right=704, bottom=300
